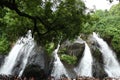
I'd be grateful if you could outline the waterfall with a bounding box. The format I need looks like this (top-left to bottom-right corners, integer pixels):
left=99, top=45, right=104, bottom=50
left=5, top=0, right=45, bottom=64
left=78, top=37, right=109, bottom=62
left=0, top=30, right=35, bottom=76
left=18, top=30, right=35, bottom=77
left=0, top=39, right=24, bottom=75
left=74, top=42, right=93, bottom=77
left=51, top=44, right=69, bottom=79
left=93, top=32, right=120, bottom=77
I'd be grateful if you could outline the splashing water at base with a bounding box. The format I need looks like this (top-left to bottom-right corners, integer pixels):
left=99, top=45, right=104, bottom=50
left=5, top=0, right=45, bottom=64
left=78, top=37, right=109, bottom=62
left=74, top=42, right=93, bottom=77
left=0, top=30, right=35, bottom=76
left=93, top=32, right=120, bottom=77
left=51, top=44, right=69, bottom=79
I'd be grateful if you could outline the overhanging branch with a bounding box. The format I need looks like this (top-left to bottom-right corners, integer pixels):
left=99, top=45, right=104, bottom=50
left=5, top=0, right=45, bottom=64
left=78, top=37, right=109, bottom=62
left=0, top=0, right=48, bottom=39
left=0, top=1, right=34, bottom=19
left=0, top=0, right=61, bottom=40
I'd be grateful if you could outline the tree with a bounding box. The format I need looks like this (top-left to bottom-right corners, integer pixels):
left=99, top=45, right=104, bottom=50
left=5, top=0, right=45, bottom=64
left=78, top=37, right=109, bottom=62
left=109, top=3, right=120, bottom=16
left=0, top=0, right=87, bottom=54
left=0, top=0, right=86, bottom=46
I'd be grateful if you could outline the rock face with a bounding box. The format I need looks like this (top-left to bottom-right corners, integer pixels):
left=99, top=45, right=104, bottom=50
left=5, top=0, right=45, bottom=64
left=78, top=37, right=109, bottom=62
left=60, top=41, right=85, bottom=62
left=93, top=59, right=108, bottom=79
left=0, top=46, right=48, bottom=79
left=22, top=65, right=47, bottom=80
left=66, top=43, right=85, bottom=57
left=22, top=46, right=48, bottom=78
left=0, top=55, right=5, bottom=67
left=8, top=45, right=48, bottom=77
left=28, top=46, right=46, bottom=69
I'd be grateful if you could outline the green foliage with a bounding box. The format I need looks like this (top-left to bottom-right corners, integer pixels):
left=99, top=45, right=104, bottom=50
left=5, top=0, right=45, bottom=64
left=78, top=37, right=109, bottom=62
left=0, top=0, right=87, bottom=55
left=45, top=42, right=55, bottom=56
left=81, top=10, right=109, bottom=34
left=0, top=7, right=33, bottom=42
left=59, top=47, right=67, bottom=54
left=92, top=15, right=120, bottom=53
left=109, top=3, right=120, bottom=16
left=0, top=34, right=10, bottom=54
left=81, top=3, right=120, bottom=55
left=60, top=54, right=77, bottom=64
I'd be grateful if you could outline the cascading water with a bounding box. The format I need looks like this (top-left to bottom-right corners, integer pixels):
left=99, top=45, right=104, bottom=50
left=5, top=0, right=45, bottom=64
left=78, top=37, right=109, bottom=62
left=18, top=30, right=35, bottom=77
left=93, top=32, right=120, bottom=77
left=0, top=39, right=25, bottom=75
left=51, top=44, right=69, bottom=79
left=0, top=30, right=35, bottom=76
left=74, top=42, right=93, bottom=77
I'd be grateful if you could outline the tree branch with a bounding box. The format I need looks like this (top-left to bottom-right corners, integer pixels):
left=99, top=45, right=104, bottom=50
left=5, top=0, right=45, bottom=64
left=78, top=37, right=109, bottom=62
left=0, top=0, right=61, bottom=40
left=1, top=1, right=34, bottom=19
left=32, top=19, right=41, bottom=39
left=0, top=0, right=47, bottom=39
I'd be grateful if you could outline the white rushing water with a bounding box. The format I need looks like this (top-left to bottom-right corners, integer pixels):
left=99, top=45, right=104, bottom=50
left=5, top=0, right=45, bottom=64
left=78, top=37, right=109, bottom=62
left=93, top=32, right=120, bottom=77
left=74, top=36, right=85, bottom=44
left=74, top=42, right=93, bottom=77
left=51, top=44, right=69, bottom=79
left=0, top=30, right=35, bottom=76
left=0, top=39, right=24, bottom=75
left=18, top=30, right=35, bottom=77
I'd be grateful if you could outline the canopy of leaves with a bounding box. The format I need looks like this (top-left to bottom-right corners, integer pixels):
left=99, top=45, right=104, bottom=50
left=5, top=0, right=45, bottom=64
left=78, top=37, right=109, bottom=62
left=0, top=0, right=87, bottom=54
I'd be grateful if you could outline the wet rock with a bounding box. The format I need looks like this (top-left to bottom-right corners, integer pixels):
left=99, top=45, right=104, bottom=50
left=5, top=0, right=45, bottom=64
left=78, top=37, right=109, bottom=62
left=93, top=58, right=108, bottom=79
left=12, top=45, right=49, bottom=76
left=0, top=55, right=5, bottom=67
left=22, top=65, right=47, bottom=80
left=60, top=41, right=84, bottom=57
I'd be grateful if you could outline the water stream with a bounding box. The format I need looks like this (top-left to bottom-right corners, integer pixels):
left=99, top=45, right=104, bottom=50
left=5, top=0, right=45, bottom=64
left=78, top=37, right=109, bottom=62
left=51, top=44, right=69, bottom=79
left=0, top=30, right=35, bottom=76
left=93, top=32, right=120, bottom=77
left=18, top=30, right=35, bottom=77
left=74, top=42, right=93, bottom=77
